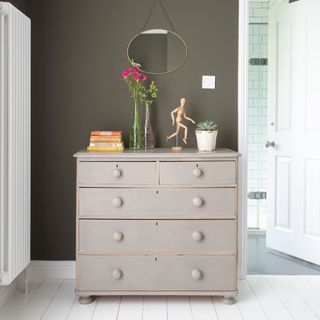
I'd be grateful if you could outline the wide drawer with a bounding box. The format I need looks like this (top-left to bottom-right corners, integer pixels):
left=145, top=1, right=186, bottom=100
left=159, top=161, right=236, bottom=185
left=78, top=161, right=156, bottom=185
left=78, top=255, right=236, bottom=292
left=79, top=220, right=235, bottom=254
left=78, top=188, right=236, bottom=218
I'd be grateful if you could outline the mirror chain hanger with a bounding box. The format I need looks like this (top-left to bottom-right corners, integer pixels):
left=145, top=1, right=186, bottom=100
left=142, top=0, right=175, bottom=32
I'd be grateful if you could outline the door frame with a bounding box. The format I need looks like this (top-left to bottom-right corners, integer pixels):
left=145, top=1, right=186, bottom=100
left=237, top=0, right=249, bottom=279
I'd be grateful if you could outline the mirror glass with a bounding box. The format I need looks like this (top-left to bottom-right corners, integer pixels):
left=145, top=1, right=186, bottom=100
left=127, top=29, right=187, bottom=75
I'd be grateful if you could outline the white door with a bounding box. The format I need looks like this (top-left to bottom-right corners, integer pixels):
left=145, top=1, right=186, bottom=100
left=267, top=0, right=320, bottom=265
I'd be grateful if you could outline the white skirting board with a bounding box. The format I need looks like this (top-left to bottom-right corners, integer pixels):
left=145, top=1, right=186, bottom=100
left=27, top=261, right=76, bottom=282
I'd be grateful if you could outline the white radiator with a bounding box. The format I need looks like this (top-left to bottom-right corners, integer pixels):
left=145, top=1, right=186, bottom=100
left=0, top=2, right=31, bottom=286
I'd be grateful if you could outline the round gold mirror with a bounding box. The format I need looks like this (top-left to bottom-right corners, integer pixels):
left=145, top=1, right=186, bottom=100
left=127, top=29, right=187, bottom=75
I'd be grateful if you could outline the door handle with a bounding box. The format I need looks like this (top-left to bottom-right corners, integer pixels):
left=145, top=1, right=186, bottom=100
left=265, top=140, right=275, bottom=148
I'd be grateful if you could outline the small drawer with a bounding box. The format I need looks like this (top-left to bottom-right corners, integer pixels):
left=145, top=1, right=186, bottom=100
left=159, top=161, right=236, bottom=185
left=78, top=161, right=156, bottom=185
left=78, top=255, right=236, bottom=292
left=78, top=188, right=236, bottom=219
left=79, top=220, right=236, bottom=254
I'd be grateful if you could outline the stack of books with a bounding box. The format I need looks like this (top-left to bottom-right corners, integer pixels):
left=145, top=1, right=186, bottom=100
left=87, top=131, right=124, bottom=151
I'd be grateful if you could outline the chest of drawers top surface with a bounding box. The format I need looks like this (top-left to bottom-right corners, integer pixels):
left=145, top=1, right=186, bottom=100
left=74, top=148, right=239, bottom=161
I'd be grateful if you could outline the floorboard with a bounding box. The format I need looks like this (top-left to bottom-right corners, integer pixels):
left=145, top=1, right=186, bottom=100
left=116, top=296, right=143, bottom=320
left=247, top=276, right=293, bottom=320
left=142, top=296, right=167, bottom=320
left=41, top=280, right=77, bottom=320
left=92, top=296, right=121, bottom=320
left=15, top=279, right=62, bottom=320
left=190, top=296, right=218, bottom=320
left=268, top=276, right=319, bottom=320
left=0, top=282, right=40, bottom=320
left=288, top=276, right=320, bottom=318
left=236, top=280, right=268, bottom=320
left=167, top=296, right=193, bottom=320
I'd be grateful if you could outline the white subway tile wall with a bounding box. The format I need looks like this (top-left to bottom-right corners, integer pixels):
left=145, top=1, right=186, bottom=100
left=248, top=1, right=269, bottom=229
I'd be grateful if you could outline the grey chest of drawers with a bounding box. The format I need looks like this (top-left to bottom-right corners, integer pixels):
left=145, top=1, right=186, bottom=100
left=74, top=148, right=239, bottom=304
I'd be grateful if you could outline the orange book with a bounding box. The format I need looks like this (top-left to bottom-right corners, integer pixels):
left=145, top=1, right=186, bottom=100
left=91, top=131, right=121, bottom=136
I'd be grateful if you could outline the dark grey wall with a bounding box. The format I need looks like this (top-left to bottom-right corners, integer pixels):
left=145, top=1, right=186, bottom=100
left=28, top=0, right=238, bottom=260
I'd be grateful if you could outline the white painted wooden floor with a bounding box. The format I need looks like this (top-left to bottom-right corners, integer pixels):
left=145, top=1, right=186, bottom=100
left=0, top=276, right=320, bottom=320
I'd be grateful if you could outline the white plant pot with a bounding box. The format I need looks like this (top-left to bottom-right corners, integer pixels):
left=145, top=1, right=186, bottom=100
left=195, top=130, right=218, bottom=151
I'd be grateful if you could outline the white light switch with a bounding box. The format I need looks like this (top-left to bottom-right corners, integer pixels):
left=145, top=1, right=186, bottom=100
left=202, top=75, right=216, bottom=89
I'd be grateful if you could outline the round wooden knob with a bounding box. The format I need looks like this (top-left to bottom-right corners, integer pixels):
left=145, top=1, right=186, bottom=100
left=113, top=231, right=123, bottom=242
left=112, top=268, right=122, bottom=280
left=192, top=168, right=202, bottom=177
left=192, top=269, right=203, bottom=280
left=113, top=168, right=122, bottom=178
left=192, top=231, right=203, bottom=241
left=192, top=197, right=203, bottom=207
left=112, top=197, right=122, bottom=207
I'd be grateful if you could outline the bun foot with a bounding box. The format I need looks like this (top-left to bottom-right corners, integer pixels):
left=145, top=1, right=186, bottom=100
left=222, top=296, right=235, bottom=305
left=79, top=296, right=94, bottom=304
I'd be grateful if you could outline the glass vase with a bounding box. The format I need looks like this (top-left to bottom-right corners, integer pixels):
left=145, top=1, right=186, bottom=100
left=129, top=100, right=143, bottom=150
left=144, top=104, right=156, bottom=149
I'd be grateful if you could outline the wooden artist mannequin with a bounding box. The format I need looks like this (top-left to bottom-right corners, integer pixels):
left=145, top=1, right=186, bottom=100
left=166, top=98, right=195, bottom=149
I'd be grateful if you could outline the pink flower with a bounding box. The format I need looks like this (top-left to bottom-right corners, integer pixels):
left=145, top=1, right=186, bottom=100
left=133, top=73, right=141, bottom=81
left=141, top=75, right=147, bottom=81
left=121, top=68, right=133, bottom=79
left=134, top=66, right=141, bottom=74
left=121, top=71, right=128, bottom=79
left=125, top=68, right=133, bottom=74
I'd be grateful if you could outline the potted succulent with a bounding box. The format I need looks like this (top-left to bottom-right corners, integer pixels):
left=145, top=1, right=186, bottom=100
left=195, top=121, right=218, bottom=151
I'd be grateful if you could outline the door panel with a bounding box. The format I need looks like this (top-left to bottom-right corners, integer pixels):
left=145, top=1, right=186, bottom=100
left=275, top=157, right=292, bottom=230
left=276, top=22, right=292, bottom=132
left=306, top=15, right=320, bottom=131
left=304, top=160, right=320, bottom=239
